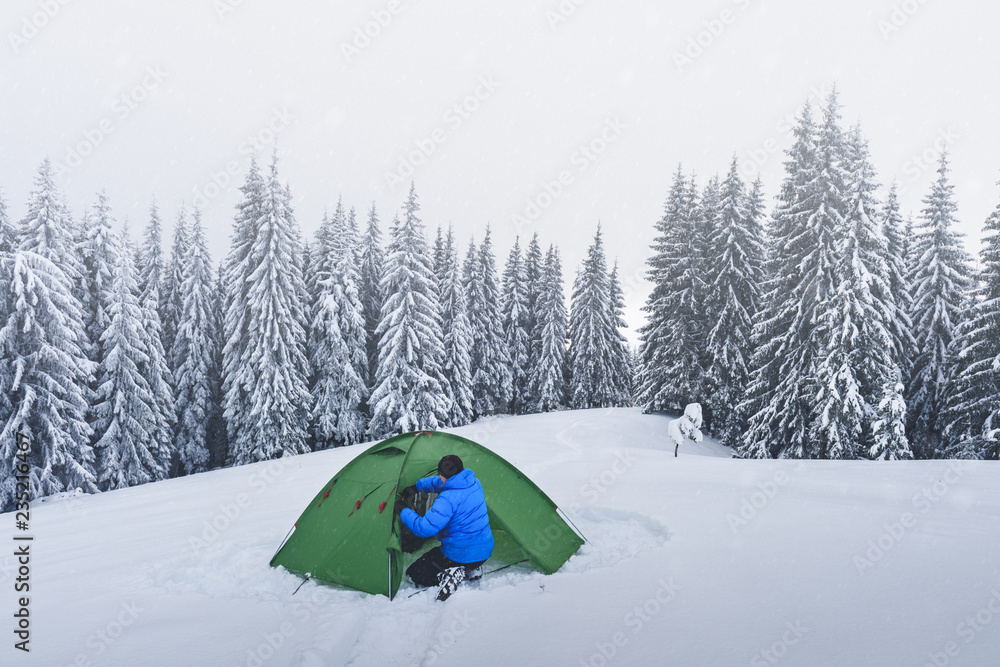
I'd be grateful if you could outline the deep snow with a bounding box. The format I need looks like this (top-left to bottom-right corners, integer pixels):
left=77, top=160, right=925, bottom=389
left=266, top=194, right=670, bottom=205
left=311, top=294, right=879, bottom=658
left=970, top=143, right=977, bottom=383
left=3, top=408, right=999, bottom=666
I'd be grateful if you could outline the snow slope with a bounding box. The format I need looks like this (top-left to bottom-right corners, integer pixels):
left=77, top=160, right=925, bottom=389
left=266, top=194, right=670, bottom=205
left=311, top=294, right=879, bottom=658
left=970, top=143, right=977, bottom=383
left=4, top=408, right=999, bottom=666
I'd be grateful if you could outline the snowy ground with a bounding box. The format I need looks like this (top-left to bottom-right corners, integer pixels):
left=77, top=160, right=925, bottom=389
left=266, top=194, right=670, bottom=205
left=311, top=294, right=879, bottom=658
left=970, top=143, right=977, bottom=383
left=4, top=408, right=999, bottom=666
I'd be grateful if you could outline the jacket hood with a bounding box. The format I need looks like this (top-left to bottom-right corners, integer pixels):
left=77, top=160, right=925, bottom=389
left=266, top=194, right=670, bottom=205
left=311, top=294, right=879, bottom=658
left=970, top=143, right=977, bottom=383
left=443, top=468, right=476, bottom=490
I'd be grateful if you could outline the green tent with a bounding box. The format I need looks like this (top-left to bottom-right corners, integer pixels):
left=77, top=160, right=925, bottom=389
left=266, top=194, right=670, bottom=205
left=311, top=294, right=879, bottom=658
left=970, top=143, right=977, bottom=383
left=270, top=430, right=584, bottom=599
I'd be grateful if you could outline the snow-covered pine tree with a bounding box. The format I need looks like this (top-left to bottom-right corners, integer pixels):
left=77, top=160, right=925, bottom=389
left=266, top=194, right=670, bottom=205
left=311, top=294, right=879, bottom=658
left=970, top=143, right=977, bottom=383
left=306, top=208, right=331, bottom=309
left=161, top=206, right=190, bottom=372
left=138, top=202, right=164, bottom=307
left=0, top=189, right=9, bottom=433
left=881, top=183, right=916, bottom=380
left=944, top=183, right=1000, bottom=459
left=501, top=238, right=531, bottom=414
left=522, top=233, right=544, bottom=412
left=437, top=226, right=474, bottom=426
left=820, top=124, right=909, bottom=460
left=906, top=151, right=974, bottom=458
left=308, top=198, right=369, bottom=448
left=607, top=261, right=633, bottom=405
left=136, top=201, right=175, bottom=477
left=741, top=95, right=839, bottom=459
left=569, top=225, right=619, bottom=408
left=704, top=158, right=764, bottom=448
left=532, top=245, right=568, bottom=411
left=697, top=175, right=721, bottom=324
left=171, top=210, right=218, bottom=474
left=93, top=236, right=163, bottom=489
left=80, top=192, right=118, bottom=363
left=0, top=160, right=97, bottom=508
left=206, top=265, right=228, bottom=467
left=432, top=226, right=447, bottom=279
left=368, top=184, right=449, bottom=436
left=0, top=189, right=15, bottom=254
left=465, top=227, right=512, bottom=417
left=637, top=166, right=706, bottom=414
left=222, top=156, right=265, bottom=463
left=359, top=202, right=385, bottom=392
left=0, top=194, right=8, bottom=460
left=225, top=155, right=312, bottom=464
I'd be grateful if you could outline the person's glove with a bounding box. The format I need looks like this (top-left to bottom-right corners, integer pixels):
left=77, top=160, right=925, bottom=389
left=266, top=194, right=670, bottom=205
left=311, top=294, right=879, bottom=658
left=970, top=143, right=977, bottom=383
left=394, top=499, right=406, bottom=514
left=401, top=485, right=417, bottom=500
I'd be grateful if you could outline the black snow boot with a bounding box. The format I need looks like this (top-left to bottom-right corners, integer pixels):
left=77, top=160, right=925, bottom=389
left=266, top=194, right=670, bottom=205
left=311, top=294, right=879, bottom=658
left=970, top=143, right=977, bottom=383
left=436, top=566, right=466, bottom=601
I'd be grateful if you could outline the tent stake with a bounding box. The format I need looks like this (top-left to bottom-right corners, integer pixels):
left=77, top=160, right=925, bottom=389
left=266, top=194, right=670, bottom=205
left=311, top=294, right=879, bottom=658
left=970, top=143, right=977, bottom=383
left=292, top=573, right=311, bottom=596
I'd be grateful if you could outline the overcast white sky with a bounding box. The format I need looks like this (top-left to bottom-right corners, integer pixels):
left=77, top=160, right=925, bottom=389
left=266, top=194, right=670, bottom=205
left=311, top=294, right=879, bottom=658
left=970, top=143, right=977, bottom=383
left=2, top=0, right=998, bottom=342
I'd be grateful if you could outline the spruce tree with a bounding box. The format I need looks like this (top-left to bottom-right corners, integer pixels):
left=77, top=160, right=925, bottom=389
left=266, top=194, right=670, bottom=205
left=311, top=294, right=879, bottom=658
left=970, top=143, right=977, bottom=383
left=137, top=202, right=175, bottom=477
left=161, top=207, right=189, bottom=371
left=437, top=227, right=474, bottom=426
left=741, top=98, right=830, bottom=458
left=225, top=155, right=312, bottom=464
left=0, top=160, right=97, bottom=508
left=222, top=156, right=265, bottom=462
left=816, top=124, right=909, bottom=460
left=607, top=261, right=633, bottom=405
left=93, top=239, right=163, bottom=489
left=368, top=184, right=449, bottom=436
left=207, top=266, right=228, bottom=467
left=533, top=245, right=568, bottom=411
left=697, top=176, right=721, bottom=332
left=704, top=160, right=764, bottom=448
left=501, top=238, right=531, bottom=414
left=465, top=228, right=511, bottom=417
left=569, top=226, right=619, bottom=408
left=637, top=166, right=706, bottom=414
left=523, top=233, right=544, bottom=412
left=881, top=183, right=915, bottom=379
left=359, top=202, right=385, bottom=392
left=308, top=198, right=369, bottom=447
left=0, top=189, right=14, bottom=254
left=138, top=202, right=165, bottom=305
left=80, top=192, right=118, bottom=365
left=172, top=210, right=218, bottom=473
left=945, top=184, right=1000, bottom=459
left=906, top=152, right=974, bottom=458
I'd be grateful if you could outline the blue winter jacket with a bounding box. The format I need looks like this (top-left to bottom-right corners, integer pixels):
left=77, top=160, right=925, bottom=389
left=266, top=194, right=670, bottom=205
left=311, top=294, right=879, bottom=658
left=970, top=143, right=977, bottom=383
left=400, top=468, right=494, bottom=564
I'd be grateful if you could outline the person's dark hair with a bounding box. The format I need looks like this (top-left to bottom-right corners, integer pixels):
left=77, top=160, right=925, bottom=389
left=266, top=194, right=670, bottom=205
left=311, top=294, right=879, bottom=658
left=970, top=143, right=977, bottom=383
left=438, top=454, right=463, bottom=479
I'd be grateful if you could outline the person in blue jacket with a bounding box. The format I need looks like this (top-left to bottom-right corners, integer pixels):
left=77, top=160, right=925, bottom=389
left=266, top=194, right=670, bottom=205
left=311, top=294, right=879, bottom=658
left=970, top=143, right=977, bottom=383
left=396, top=454, right=494, bottom=596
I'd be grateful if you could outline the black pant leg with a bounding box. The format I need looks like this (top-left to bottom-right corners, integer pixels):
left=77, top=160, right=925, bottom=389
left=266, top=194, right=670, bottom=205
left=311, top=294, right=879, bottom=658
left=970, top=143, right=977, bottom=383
left=406, top=546, right=451, bottom=587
